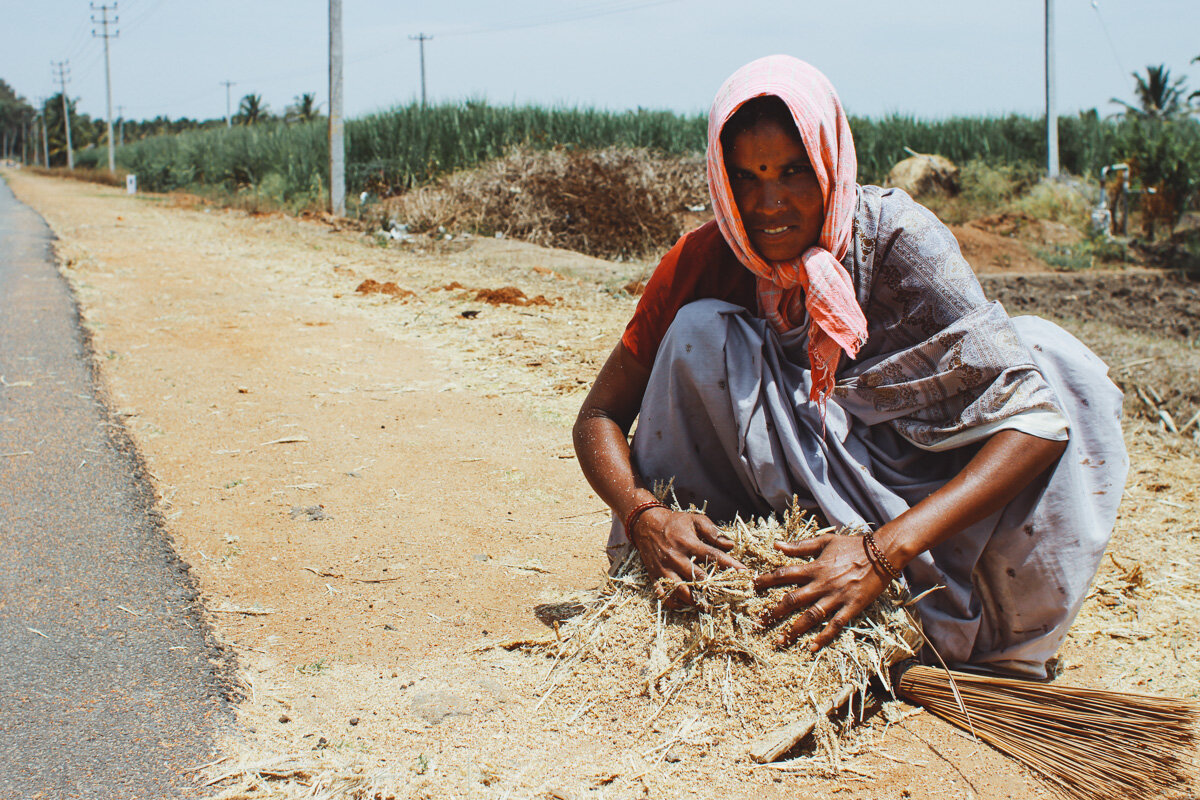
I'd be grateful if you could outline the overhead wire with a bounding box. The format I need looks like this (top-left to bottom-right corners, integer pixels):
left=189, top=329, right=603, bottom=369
left=58, top=0, right=685, bottom=121
left=1088, top=0, right=1129, bottom=83
left=342, top=0, right=684, bottom=70
left=121, top=0, right=171, bottom=38
left=434, top=0, right=685, bottom=38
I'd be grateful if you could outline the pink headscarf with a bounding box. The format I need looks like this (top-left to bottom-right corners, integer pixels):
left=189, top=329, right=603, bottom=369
left=707, top=55, right=867, bottom=410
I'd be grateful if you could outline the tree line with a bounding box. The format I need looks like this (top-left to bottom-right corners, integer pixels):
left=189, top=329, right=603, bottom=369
left=0, top=79, right=322, bottom=168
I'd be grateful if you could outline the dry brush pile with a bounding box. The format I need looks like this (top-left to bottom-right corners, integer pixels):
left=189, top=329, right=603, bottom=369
left=381, top=147, right=709, bottom=260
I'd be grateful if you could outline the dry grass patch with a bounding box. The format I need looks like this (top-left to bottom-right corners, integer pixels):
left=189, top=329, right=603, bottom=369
left=381, top=147, right=708, bottom=260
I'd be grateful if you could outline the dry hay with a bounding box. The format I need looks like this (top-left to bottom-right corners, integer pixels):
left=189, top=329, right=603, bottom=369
left=506, top=500, right=922, bottom=756
left=382, top=147, right=708, bottom=260
left=885, top=152, right=960, bottom=197
left=200, top=753, right=405, bottom=800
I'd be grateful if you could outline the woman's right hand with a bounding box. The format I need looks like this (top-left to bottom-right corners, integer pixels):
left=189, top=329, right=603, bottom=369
left=628, top=507, right=747, bottom=607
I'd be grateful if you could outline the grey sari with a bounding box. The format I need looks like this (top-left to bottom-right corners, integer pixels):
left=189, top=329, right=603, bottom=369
left=609, top=187, right=1127, bottom=679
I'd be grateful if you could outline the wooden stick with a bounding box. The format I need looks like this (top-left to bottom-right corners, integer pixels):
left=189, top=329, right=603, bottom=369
left=749, top=629, right=921, bottom=763
left=748, top=682, right=857, bottom=763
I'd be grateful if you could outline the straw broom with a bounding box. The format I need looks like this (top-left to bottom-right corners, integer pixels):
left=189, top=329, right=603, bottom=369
left=754, top=644, right=1198, bottom=800
left=892, top=662, right=1198, bottom=800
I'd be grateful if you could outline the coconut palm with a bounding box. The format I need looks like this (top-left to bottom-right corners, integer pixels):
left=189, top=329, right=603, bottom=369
left=1111, top=65, right=1189, bottom=119
left=236, top=94, right=269, bottom=126
left=286, top=93, right=320, bottom=123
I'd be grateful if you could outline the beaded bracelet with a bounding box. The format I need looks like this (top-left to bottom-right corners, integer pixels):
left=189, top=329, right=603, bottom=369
left=863, top=530, right=903, bottom=582
left=624, top=500, right=668, bottom=538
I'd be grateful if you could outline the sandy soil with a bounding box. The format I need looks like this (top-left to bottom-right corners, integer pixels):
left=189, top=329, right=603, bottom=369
left=5, top=170, right=1198, bottom=800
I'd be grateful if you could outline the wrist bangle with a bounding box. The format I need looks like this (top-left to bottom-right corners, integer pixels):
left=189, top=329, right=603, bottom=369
left=624, top=500, right=667, bottom=539
left=863, top=530, right=903, bottom=582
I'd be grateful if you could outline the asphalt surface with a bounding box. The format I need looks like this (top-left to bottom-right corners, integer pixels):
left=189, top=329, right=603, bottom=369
left=0, top=176, right=235, bottom=799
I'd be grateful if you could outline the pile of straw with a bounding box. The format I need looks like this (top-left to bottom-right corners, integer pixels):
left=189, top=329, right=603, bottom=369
left=383, top=147, right=708, bottom=259
left=513, top=501, right=921, bottom=744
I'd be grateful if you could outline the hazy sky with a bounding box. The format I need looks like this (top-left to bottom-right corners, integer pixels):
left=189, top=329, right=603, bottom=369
left=3, top=0, right=1197, bottom=122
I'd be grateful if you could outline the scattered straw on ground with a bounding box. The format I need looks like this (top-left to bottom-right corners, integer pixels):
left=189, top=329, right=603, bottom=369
left=502, top=500, right=922, bottom=754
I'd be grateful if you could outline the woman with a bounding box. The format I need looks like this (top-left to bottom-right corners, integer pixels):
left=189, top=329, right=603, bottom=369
left=572, top=55, right=1127, bottom=679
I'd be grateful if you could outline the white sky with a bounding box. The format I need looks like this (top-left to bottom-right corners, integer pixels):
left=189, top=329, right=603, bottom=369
left=2, top=0, right=1197, bottom=122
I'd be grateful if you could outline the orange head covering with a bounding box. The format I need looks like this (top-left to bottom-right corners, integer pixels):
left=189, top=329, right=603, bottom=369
left=706, top=55, right=867, bottom=410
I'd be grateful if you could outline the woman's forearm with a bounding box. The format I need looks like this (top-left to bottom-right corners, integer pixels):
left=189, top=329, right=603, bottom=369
left=573, top=411, right=660, bottom=523
left=875, top=429, right=1068, bottom=568
left=572, top=343, right=658, bottom=525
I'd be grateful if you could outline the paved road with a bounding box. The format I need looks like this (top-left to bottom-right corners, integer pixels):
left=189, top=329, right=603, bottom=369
left=0, top=176, right=235, bottom=799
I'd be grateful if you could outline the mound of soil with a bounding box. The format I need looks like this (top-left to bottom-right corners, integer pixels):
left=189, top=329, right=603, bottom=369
left=950, top=224, right=1048, bottom=273
left=474, top=286, right=553, bottom=307
left=982, top=270, right=1200, bottom=342
left=885, top=153, right=959, bottom=197
left=983, top=269, right=1200, bottom=428
left=355, top=279, right=415, bottom=299
left=968, top=212, right=1083, bottom=248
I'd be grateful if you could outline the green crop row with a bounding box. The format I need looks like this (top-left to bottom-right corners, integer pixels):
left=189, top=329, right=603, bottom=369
left=73, top=101, right=1200, bottom=210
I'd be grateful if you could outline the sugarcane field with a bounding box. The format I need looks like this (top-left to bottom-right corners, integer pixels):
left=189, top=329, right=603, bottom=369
left=4, top=6, right=1200, bottom=797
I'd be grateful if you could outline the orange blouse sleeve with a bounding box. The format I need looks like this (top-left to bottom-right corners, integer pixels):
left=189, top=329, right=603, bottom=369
left=620, top=221, right=755, bottom=369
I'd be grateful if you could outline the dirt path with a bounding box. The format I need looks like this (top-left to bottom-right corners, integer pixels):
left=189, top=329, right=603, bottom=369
left=5, top=170, right=1198, bottom=800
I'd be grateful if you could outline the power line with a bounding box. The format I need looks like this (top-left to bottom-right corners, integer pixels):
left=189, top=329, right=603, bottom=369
left=436, top=0, right=684, bottom=39
left=340, top=0, right=683, bottom=75
left=121, top=0, right=169, bottom=37
left=1089, top=0, right=1129, bottom=83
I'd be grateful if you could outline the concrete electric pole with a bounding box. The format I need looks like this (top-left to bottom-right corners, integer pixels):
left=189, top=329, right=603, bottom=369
left=52, top=60, right=74, bottom=169
left=328, top=0, right=345, bottom=216
left=409, top=33, right=432, bottom=107
left=221, top=80, right=236, bottom=127
left=92, top=2, right=119, bottom=173
left=1045, top=0, right=1059, bottom=178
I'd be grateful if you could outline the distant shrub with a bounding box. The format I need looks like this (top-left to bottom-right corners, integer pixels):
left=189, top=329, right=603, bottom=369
left=88, top=101, right=1197, bottom=234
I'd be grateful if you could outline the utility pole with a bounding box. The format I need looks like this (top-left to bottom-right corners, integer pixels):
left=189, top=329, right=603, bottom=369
left=52, top=60, right=74, bottom=169
left=328, top=0, right=345, bottom=215
left=409, top=33, right=432, bottom=107
left=36, top=98, right=49, bottom=168
left=92, top=2, right=119, bottom=174
left=221, top=80, right=236, bottom=127
left=117, top=104, right=125, bottom=147
left=1045, top=0, right=1059, bottom=178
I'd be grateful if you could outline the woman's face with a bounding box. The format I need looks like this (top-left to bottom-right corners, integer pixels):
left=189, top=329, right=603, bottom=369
left=724, top=116, right=824, bottom=262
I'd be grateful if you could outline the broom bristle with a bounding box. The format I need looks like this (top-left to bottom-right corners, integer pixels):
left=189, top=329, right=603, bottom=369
left=897, top=665, right=1199, bottom=800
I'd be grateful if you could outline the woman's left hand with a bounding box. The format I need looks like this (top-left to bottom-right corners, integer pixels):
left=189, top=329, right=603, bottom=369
left=754, top=533, right=894, bottom=651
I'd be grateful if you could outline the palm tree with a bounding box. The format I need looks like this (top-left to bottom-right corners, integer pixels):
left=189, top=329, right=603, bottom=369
left=286, top=93, right=320, bottom=123
left=236, top=94, right=269, bottom=125
left=1111, top=65, right=1189, bottom=119
left=1191, top=55, right=1200, bottom=104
